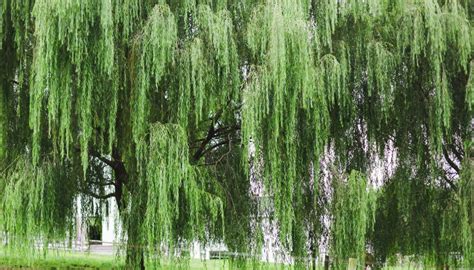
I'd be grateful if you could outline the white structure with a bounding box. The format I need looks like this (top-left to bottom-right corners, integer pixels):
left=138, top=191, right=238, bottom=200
left=101, top=196, right=120, bottom=245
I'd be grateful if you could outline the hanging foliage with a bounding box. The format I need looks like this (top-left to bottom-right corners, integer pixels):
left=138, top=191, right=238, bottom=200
left=175, top=4, right=239, bottom=129
left=0, top=157, right=77, bottom=258
left=0, top=83, right=6, bottom=164
left=131, top=3, right=177, bottom=160
left=243, top=0, right=320, bottom=242
left=30, top=0, right=119, bottom=174
left=331, top=170, right=377, bottom=269
left=0, top=0, right=472, bottom=268
left=458, top=159, right=473, bottom=266
left=137, top=123, right=223, bottom=267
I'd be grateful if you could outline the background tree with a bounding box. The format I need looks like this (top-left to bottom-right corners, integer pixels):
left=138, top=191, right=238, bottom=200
left=0, top=0, right=472, bottom=269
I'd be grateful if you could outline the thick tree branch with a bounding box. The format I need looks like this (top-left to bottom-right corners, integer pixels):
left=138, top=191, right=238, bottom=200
left=192, top=110, right=223, bottom=161
left=111, top=147, right=128, bottom=210
left=214, top=125, right=240, bottom=137
left=81, top=189, right=116, bottom=200
left=190, top=125, right=240, bottom=146
left=198, top=134, right=236, bottom=166
left=192, top=101, right=242, bottom=162
left=86, top=179, right=115, bottom=186
left=449, top=143, right=464, bottom=162
left=443, top=146, right=460, bottom=174
left=200, top=140, right=231, bottom=157
left=83, top=147, right=128, bottom=209
left=89, top=149, right=119, bottom=170
left=442, top=175, right=458, bottom=191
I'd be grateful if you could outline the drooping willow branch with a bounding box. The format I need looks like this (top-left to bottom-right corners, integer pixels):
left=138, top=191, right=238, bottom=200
left=0, top=0, right=472, bottom=268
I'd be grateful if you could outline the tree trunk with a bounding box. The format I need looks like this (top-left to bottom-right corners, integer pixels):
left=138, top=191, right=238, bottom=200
left=470, top=154, right=474, bottom=244
left=324, top=255, right=330, bottom=270
left=309, top=232, right=317, bottom=270
left=125, top=230, right=146, bottom=270
left=121, top=194, right=147, bottom=270
left=112, top=153, right=146, bottom=270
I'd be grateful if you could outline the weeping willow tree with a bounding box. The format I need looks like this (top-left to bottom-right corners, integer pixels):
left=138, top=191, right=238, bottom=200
left=0, top=0, right=472, bottom=269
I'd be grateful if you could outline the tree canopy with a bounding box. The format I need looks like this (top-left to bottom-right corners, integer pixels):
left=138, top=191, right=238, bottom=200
left=0, top=0, right=472, bottom=269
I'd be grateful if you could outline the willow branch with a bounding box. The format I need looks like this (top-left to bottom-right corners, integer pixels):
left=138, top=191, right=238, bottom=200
left=191, top=125, right=240, bottom=147
left=199, top=134, right=237, bottom=166
left=192, top=110, right=223, bottom=161
left=81, top=189, right=116, bottom=200
left=86, top=179, right=115, bottom=187
left=200, top=140, right=230, bottom=157
left=449, top=143, right=464, bottom=162
left=443, top=146, right=460, bottom=174
left=442, top=175, right=457, bottom=191
left=89, top=149, right=119, bottom=170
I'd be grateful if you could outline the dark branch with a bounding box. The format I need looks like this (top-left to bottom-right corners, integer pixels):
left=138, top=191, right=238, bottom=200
left=443, top=146, right=460, bottom=174
left=89, top=149, right=119, bottom=170
left=190, top=125, right=240, bottom=147
left=200, top=140, right=230, bottom=157
left=81, top=189, right=116, bottom=200
left=192, top=101, right=242, bottom=162
left=442, top=175, right=458, bottom=191
left=192, top=110, right=224, bottom=161
left=75, top=146, right=127, bottom=209
left=86, top=179, right=115, bottom=186
left=214, top=125, right=240, bottom=137
left=449, top=143, right=464, bottom=162
left=198, top=134, right=235, bottom=166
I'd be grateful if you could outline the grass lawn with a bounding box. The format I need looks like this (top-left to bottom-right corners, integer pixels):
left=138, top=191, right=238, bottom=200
left=0, top=250, right=441, bottom=270
left=0, top=250, right=237, bottom=269
left=0, top=250, right=123, bottom=269
left=0, top=251, right=298, bottom=270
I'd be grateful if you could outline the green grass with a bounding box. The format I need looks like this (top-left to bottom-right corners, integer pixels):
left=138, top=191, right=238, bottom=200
left=0, top=251, right=293, bottom=270
left=0, top=250, right=123, bottom=269
left=0, top=250, right=235, bottom=269
left=0, top=250, right=443, bottom=270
